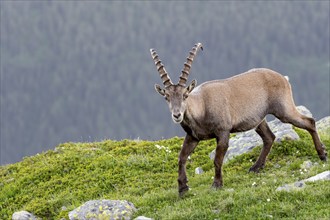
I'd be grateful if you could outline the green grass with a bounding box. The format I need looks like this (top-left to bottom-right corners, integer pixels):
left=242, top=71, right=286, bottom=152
left=0, top=130, right=329, bottom=220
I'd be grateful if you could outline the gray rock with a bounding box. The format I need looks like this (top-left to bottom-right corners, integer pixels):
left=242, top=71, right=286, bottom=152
left=209, top=151, right=215, bottom=161
left=294, top=181, right=306, bottom=188
left=276, top=171, right=330, bottom=192
left=276, top=181, right=306, bottom=192
left=300, top=160, right=313, bottom=170
left=134, top=216, right=153, bottom=220
left=12, top=211, right=37, bottom=220
left=304, top=170, right=330, bottom=182
left=296, top=105, right=313, bottom=117
left=316, top=116, right=330, bottom=136
left=195, top=167, right=204, bottom=174
left=276, top=184, right=291, bottom=192
left=268, top=118, right=300, bottom=142
left=209, top=129, right=263, bottom=161
left=69, top=200, right=136, bottom=220
left=226, top=188, right=235, bottom=192
left=274, top=164, right=281, bottom=169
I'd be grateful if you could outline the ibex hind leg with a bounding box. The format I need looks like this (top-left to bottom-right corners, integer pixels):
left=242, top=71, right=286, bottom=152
left=276, top=106, right=327, bottom=161
left=249, top=119, right=276, bottom=173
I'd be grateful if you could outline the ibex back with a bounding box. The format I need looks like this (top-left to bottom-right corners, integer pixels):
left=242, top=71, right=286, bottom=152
left=150, top=43, right=327, bottom=197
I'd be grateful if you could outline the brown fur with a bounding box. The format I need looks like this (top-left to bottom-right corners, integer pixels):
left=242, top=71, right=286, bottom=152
left=151, top=44, right=327, bottom=197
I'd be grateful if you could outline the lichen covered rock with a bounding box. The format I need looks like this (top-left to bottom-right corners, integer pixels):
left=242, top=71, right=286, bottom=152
left=316, top=116, right=330, bottom=136
left=12, top=211, right=37, bottom=220
left=268, top=118, right=300, bottom=142
left=276, top=170, right=330, bottom=192
left=69, top=200, right=136, bottom=220
left=276, top=181, right=306, bottom=192
left=300, top=160, right=313, bottom=170
left=304, top=170, right=330, bottom=182
left=296, top=105, right=313, bottom=117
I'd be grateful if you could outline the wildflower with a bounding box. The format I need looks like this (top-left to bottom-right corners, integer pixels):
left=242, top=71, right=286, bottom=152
left=267, top=198, right=270, bottom=202
left=155, top=144, right=162, bottom=150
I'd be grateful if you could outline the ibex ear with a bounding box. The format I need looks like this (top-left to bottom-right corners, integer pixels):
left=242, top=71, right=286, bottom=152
left=155, top=84, right=166, bottom=96
left=186, top=79, right=197, bottom=93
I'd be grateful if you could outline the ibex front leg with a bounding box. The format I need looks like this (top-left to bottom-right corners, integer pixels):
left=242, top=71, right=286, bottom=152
left=178, top=134, right=199, bottom=197
left=212, top=131, right=230, bottom=188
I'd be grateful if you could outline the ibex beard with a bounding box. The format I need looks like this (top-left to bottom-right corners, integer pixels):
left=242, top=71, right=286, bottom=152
left=150, top=43, right=327, bottom=197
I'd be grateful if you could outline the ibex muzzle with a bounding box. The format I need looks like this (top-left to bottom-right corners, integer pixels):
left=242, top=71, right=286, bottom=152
left=150, top=43, right=327, bottom=197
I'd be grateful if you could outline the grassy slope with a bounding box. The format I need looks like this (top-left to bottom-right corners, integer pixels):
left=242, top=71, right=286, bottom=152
left=0, top=129, right=329, bottom=220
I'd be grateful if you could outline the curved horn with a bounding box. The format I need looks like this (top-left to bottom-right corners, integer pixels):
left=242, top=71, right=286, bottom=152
left=150, top=48, right=173, bottom=87
left=178, top=43, right=203, bottom=86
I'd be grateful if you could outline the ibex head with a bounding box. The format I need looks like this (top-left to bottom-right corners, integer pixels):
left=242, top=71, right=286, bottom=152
left=150, top=43, right=203, bottom=123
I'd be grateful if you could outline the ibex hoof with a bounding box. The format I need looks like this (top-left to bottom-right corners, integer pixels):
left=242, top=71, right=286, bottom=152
left=249, top=164, right=264, bottom=173
left=212, top=181, right=223, bottom=189
left=318, top=145, right=327, bottom=161
left=178, top=185, right=189, bottom=198
left=319, top=154, right=327, bottom=161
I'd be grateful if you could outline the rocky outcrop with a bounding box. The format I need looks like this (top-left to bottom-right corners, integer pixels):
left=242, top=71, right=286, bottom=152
left=68, top=200, right=136, bottom=220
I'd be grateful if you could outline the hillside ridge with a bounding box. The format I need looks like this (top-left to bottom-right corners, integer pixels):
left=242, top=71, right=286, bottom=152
left=1, top=116, right=329, bottom=219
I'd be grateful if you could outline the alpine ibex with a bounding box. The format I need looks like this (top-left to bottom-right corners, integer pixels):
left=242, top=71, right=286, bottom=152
left=150, top=43, right=327, bottom=197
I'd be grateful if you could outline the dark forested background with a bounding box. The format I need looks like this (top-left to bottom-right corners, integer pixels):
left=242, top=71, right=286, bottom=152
left=1, top=1, right=329, bottom=165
